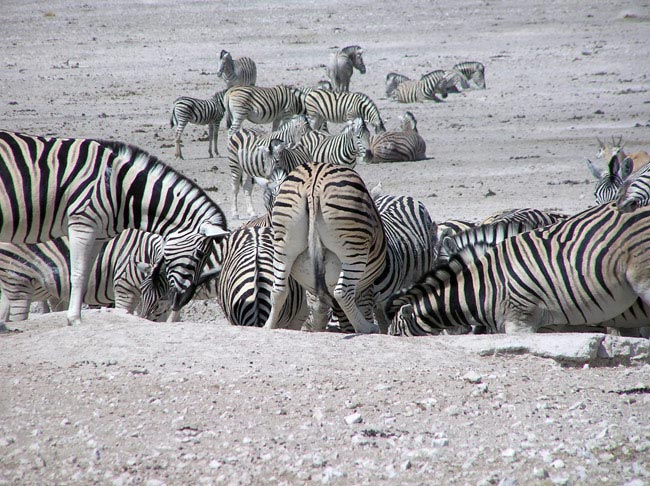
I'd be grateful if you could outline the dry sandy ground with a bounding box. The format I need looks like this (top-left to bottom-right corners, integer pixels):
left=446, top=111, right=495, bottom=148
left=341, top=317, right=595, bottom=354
left=2, top=0, right=650, bottom=484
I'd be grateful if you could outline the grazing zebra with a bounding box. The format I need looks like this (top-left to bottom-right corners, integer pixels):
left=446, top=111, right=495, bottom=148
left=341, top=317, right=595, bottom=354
left=224, top=85, right=306, bottom=137
left=327, top=45, right=366, bottom=93
left=385, top=72, right=410, bottom=97
left=212, top=227, right=308, bottom=328
left=452, top=61, right=486, bottom=89
left=386, top=202, right=650, bottom=336
left=371, top=194, right=438, bottom=333
left=0, top=230, right=170, bottom=329
left=264, top=162, right=385, bottom=334
left=227, top=116, right=311, bottom=219
left=0, top=131, right=228, bottom=325
left=369, top=111, right=426, bottom=163
left=304, top=89, right=386, bottom=134
left=310, top=118, right=372, bottom=168
left=392, top=70, right=449, bottom=103
left=170, top=90, right=226, bottom=159
left=216, top=49, right=257, bottom=88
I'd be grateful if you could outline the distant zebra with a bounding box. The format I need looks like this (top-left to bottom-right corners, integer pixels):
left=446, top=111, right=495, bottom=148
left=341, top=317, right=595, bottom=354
left=264, top=163, right=385, bottom=334
left=305, top=89, right=386, bottom=134
left=392, top=70, right=449, bottom=103
left=0, top=131, right=228, bottom=325
left=0, top=230, right=170, bottom=328
left=224, top=85, right=306, bottom=136
left=212, top=227, right=309, bottom=328
left=327, top=45, right=366, bottom=93
left=385, top=72, right=410, bottom=97
left=216, top=49, right=257, bottom=88
left=386, top=202, right=650, bottom=336
left=371, top=194, right=438, bottom=333
left=310, top=118, right=372, bottom=168
left=452, top=61, right=486, bottom=89
left=369, top=111, right=426, bottom=163
left=170, top=90, right=226, bottom=159
left=227, top=116, right=311, bottom=218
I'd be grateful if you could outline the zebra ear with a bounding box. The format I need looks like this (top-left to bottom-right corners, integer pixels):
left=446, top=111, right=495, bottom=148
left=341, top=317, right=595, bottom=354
left=199, top=222, right=229, bottom=240
left=608, top=154, right=620, bottom=177
left=620, top=157, right=635, bottom=180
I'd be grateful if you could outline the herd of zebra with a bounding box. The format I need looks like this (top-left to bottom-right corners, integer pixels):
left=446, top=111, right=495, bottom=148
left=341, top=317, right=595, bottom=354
left=2, top=45, right=650, bottom=339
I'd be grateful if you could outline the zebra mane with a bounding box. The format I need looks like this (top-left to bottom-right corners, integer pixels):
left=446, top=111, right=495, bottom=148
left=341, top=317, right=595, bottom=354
left=384, top=245, right=484, bottom=320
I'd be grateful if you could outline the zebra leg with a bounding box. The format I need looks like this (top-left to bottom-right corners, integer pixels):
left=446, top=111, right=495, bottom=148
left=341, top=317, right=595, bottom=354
left=332, top=264, right=379, bottom=334
left=210, top=122, right=219, bottom=157
left=0, top=293, right=11, bottom=331
left=67, top=227, right=104, bottom=326
left=174, top=121, right=188, bottom=160
left=9, top=299, right=31, bottom=322
left=208, top=123, right=216, bottom=158
left=243, top=176, right=256, bottom=217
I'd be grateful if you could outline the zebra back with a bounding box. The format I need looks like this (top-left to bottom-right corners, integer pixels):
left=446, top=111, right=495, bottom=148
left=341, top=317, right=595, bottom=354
left=305, top=89, right=386, bottom=134
left=452, top=61, right=486, bottom=89
left=369, top=112, right=426, bottom=163
left=481, top=207, right=568, bottom=226
left=216, top=49, right=257, bottom=88
left=310, top=118, right=372, bottom=167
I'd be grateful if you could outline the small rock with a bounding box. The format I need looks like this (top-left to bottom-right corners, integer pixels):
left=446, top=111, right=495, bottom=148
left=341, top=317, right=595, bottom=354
left=533, top=467, right=549, bottom=479
left=400, top=460, right=412, bottom=471
left=552, top=459, right=565, bottom=469
left=432, top=437, right=449, bottom=447
left=344, top=413, right=362, bottom=425
left=463, top=371, right=483, bottom=384
left=444, top=405, right=461, bottom=416
left=0, top=437, right=16, bottom=447
left=501, top=448, right=516, bottom=459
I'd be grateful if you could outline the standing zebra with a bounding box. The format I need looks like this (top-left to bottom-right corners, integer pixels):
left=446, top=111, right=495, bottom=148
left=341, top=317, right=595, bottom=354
left=304, top=89, right=386, bottom=134
left=371, top=194, right=438, bottom=333
left=452, top=61, right=486, bottom=89
left=224, top=85, right=306, bottom=137
left=170, top=90, right=226, bottom=159
left=0, top=230, right=170, bottom=328
left=386, top=202, right=650, bottom=336
left=264, top=163, right=385, bottom=334
left=369, top=111, right=426, bottom=163
left=0, top=131, right=228, bottom=325
left=216, top=49, right=257, bottom=88
left=309, top=118, right=372, bottom=168
left=327, top=45, right=366, bottom=93
left=227, top=116, right=311, bottom=219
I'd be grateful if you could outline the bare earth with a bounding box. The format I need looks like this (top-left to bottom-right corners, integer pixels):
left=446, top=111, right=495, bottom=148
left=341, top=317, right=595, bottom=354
left=1, top=1, right=650, bottom=485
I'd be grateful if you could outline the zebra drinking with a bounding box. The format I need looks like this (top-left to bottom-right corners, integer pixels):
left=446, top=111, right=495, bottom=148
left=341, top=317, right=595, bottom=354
left=387, top=202, right=650, bottom=336
left=170, top=90, right=226, bottom=159
left=327, top=45, right=366, bottom=93
left=216, top=49, right=257, bottom=88
left=0, top=131, right=228, bottom=325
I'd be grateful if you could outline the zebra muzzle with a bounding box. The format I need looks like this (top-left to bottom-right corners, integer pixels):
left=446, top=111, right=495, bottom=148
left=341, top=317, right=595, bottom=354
left=171, top=284, right=198, bottom=311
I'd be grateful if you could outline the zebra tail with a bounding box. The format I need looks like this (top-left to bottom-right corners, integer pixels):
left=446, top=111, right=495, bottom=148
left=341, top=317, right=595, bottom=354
left=308, top=195, right=327, bottom=297
left=170, top=111, right=176, bottom=129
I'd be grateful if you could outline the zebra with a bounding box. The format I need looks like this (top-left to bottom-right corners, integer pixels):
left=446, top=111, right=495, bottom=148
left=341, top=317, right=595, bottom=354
left=386, top=202, right=650, bottom=336
left=481, top=207, right=568, bottom=226
left=586, top=155, right=632, bottom=205
left=371, top=194, right=438, bottom=333
left=452, top=61, right=486, bottom=89
left=170, top=90, right=226, bottom=159
left=0, top=230, right=171, bottom=329
left=241, top=166, right=288, bottom=228
left=0, top=131, right=228, bottom=325
left=616, top=162, right=650, bottom=212
left=227, top=116, right=311, bottom=219
left=385, top=72, right=410, bottom=97
left=216, top=49, right=257, bottom=88
left=263, top=162, right=386, bottom=334
left=392, top=70, right=449, bottom=104
left=224, top=85, right=307, bottom=137
left=368, top=111, right=426, bottom=163
left=309, top=118, right=372, bottom=168
left=304, top=89, right=386, bottom=134
left=327, top=45, right=366, bottom=93
left=437, top=219, right=476, bottom=241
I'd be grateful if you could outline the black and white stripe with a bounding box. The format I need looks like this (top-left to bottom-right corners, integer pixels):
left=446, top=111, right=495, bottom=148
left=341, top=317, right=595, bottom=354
left=216, top=49, right=257, bottom=88
left=170, top=90, right=226, bottom=159
left=304, top=89, right=386, bottom=134
left=0, top=131, right=228, bottom=325
left=264, top=162, right=386, bottom=334
left=327, top=45, right=366, bottom=93
left=309, top=118, right=372, bottom=167
left=369, top=111, right=426, bottom=163
left=392, top=70, right=449, bottom=103
left=387, top=202, right=650, bottom=336
left=452, top=61, right=486, bottom=89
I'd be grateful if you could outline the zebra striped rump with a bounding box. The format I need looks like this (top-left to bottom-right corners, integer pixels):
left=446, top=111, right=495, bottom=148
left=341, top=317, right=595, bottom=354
left=387, top=202, right=650, bottom=336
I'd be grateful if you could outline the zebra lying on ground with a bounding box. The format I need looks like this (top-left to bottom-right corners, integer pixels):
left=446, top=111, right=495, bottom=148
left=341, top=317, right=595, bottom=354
left=224, top=85, right=306, bottom=137
left=216, top=49, right=257, bottom=88
left=0, top=230, right=170, bottom=330
left=309, top=118, right=372, bottom=168
left=264, top=163, right=385, bottom=334
left=452, top=61, right=486, bottom=89
left=0, top=131, right=228, bottom=325
left=391, top=71, right=449, bottom=103
left=304, top=89, right=386, bottom=134
left=386, top=202, right=650, bottom=336
left=170, top=90, right=226, bottom=159
left=227, top=116, right=311, bottom=219
left=327, top=45, right=366, bottom=93
left=385, top=72, right=411, bottom=97
left=368, top=111, right=426, bottom=163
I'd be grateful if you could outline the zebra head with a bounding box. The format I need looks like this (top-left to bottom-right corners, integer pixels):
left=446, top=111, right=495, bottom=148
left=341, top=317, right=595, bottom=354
left=137, top=258, right=173, bottom=321
left=399, top=111, right=418, bottom=132
left=350, top=118, right=372, bottom=163
left=163, top=224, right=228, bottom=311
left=350, top=47, right=366, bottom=74
left=587, top=155, right=630, bottom=205
left=616, top=163, right=650, bottom=213
left=216, top=49, right=232, bottom=78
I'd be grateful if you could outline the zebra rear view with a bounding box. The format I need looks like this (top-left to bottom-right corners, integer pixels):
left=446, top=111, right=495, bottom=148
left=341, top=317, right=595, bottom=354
left=264, top=163, right=386, bottom=334
left=0, top=131, right=228, bottom=325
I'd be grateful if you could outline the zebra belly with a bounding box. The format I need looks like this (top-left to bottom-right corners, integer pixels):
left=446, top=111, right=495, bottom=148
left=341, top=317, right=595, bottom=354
left=291, top=250, right=341, bottom=299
